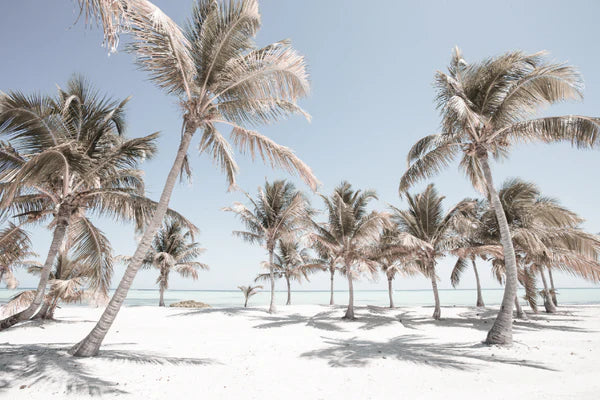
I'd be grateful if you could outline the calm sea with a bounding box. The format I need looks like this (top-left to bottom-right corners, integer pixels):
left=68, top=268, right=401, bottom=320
left=1, top=288, right=599, bottom=308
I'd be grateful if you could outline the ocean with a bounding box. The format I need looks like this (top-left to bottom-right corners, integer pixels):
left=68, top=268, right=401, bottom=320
left=1, top=287, right=599, bottom=308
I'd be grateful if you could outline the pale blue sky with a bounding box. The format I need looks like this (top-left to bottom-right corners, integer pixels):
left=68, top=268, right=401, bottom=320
left=1, top=0, right=599, bottom=292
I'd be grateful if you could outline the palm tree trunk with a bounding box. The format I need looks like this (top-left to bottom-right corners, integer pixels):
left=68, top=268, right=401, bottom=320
left=388, top=276, right=395, bottom=309
left=514, top=295, right=527, bottom=320
left=430, top=273, right=441, bottom=320
left=472, top=259, right=484, bottom=307
left=32, top=298, right=51, bottom=320
left=268, top=249, right=276, bottom=314
left=46, top=297, right=59, bottom=320
left=244, top=296, right=248, bottom=308
left=159, top=284, right=165, bottom=307
left=540, top=267, right=557, bottom=313
left=70, top=124, right=196, bottom=357
left=480, top=155, right=518, bottom=345
left=343, top=267, right=355, bottom=319
left=329, top=266, right=335, bottom=306
left=548, top=268, right=558, bottom=306
left=285, top=276, right=291, bottom=305
left=0, top=213, right=70, bottom=330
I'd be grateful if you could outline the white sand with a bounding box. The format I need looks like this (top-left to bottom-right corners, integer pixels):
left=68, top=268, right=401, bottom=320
left=1, top=304, right=599, bottom=399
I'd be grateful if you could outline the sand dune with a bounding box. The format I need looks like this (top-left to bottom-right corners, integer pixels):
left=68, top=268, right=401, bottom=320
left=1, top=304, right=598, bottom=399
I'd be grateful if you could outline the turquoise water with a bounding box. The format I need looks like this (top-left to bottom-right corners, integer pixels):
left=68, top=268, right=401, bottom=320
left=2, top=288, right=599, bottom=308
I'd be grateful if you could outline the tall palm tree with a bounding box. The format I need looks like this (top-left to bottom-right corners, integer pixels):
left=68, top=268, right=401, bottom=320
left=255, top=238, right=321, bottom=305
left=311, top=182, right=387, bottom=320
left=0, top=77, right=186, bottom=330
left=238, top=284, right=262, bottom=307
left=129, top=219, right=208, bottom=307
left=391, top=184, right=470, bottom=320
left=399, top=48, right=600, bottom=344
left=72, top=0, right=316, bottom=357
left=225, top=180, right=310, bottom=313
left=0, top=222, right=38, bottom=290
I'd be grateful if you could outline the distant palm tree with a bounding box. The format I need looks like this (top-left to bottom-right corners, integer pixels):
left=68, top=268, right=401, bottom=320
left=0, top=223, right=38, bottom=290
left=391, top=184, right=471, bottom=319
left=375, top=228, right=419, bottom=309
left=255, top=239, right=322, bottom=305
left=311, top=182, right=386, bottom=319
left=0, top=77, right=183, bottom=330
left=72, top=0, right=316, bottom=357
left=399, top=48, right=600, bottom=344
left=238, top=285, right=262, bottom=307
left=225, top=180, right=310, bottom=313
left=120, top=219, right=207, bottom=307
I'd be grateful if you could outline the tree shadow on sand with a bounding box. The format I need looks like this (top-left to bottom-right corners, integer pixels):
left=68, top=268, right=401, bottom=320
left=396, top=307, right=591, bottom=333
left=300, top=335, right=556, bottom=370
left=0, top=343, right=215, bottom=396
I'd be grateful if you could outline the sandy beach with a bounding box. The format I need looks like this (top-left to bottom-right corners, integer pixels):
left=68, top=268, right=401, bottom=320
left=1, top=304, right=599, bottom=399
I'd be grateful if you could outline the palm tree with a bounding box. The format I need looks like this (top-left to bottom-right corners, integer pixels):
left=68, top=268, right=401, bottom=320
left=225, top=180, right=310, bottom=313
left=399, top=48, right=600, bottom=344
left=255, top=239, right=321, bottom=305
left=469, top=179, right=600, bottom=315
left=311, top=182, right=386, bottom=320
left=239, top=284, right=262, bottom=307
left=0, top=77, right=186, bottom=330
left=130, top=219, right=208, bottom=307
left=0, top=222, right=38, bottom=290
left=72, top=0, right=316, bottom=357
left=390, top=184, right=470, bottom=320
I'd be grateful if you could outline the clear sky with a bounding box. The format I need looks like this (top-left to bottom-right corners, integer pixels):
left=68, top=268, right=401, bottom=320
left=1, top=0, right=599, bottom=292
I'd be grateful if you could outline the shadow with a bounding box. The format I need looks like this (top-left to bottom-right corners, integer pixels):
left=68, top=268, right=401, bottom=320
left=168, top=306, right=257, bottom=318
left=0, top=343, right=215, bottom=396
left=300, top=335, right=556, bottom=370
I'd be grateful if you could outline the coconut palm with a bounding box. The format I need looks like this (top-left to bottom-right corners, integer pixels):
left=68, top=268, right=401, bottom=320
left=399, top=48, right=600, bottom=344
left=239, top=284, right=262, bottom=307
left=310, top=182, right=387, bottom=320
left=0, top=222, right=38, bottom=290
left=255, top=239, right=322, bottom=305
left=128, top=219, right=208, bottom=307
left=375, top=228, right=419, bottom=309
left=72, top=0, right=316, bottom=357
left=466, top=179, right=600, bottom=315
left=390, top=184, right=471, bottom=320
left=0, top=77, right=191, bottom=330
left=225, top=180, right=310, bottom=313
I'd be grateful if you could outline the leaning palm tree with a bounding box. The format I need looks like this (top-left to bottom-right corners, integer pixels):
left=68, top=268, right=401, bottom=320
left=225, top=180, right=310, bottom=313
left=0, top=77, right=190, bottom=330
left=255, top=238, right=321, bottom=305
left=127, top=219, right=208, bottom=307
left=399, top=47, right=600, bottom=344
left=310, top=182, right=387, bottom=320
left=391, top=184, right=471, bottom=320
left=238, top=284, right=262, bottom=307
left=0, top=223, right=38, bottom=290
left=72, top=0, right=316, bottom=357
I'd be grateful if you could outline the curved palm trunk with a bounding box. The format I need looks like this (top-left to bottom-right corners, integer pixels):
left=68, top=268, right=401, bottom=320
left=387, top=276, right=395, bottom=309
left=472, top=259, right=484, bottom=307
left=329, top=266, right=335, bottom=306
left=540, top=267, right=557, bottom=313
left=480, top=156, right=518, bottom=345
left=268, top=249, right=276, bottom=314
left=32, top=298, right=51, bottom=320
left=430, top=273, right=441, bottom=320
left=0, top=216, right=69, bottom=330
left=159, top=285, right=165, bottom=307
left=548, top=268, right=558, bottom=306
left=514, top=295, right=527, bottom=320
left=343, top=268, right=355, bottom=320
left=285, top=275, right=291, bottom=305
left=71, top=126, right=195, bottom=357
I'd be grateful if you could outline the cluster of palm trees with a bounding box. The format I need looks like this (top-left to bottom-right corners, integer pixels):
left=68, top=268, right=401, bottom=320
left=0, top=0, right=598, bottom=360
left=229, top=178, right=600, bottom=324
